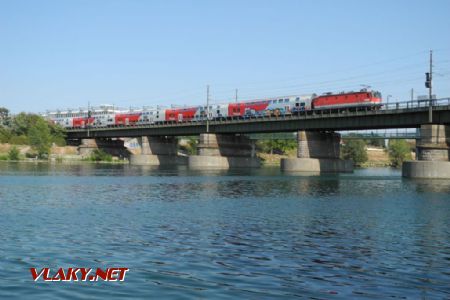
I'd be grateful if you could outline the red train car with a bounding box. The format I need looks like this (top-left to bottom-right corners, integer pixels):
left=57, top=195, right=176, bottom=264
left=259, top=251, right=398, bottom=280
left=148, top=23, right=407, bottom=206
left=165, top=107, right=199, bottom=122
left=313, top=90, right=382, bottom=110
left=228, top=100, right=270, bottom=117
left=115, top=113, right=141, bottom=125
left=72, top=117, right=95, bottom=128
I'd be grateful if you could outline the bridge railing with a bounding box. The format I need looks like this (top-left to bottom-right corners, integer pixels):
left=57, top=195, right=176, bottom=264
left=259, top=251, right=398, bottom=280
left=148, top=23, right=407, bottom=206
left=382, top=97, right=450, bottom=110
left=340, top=131, right=419, bottom=139
left=248, top=130, right=420, bottom=140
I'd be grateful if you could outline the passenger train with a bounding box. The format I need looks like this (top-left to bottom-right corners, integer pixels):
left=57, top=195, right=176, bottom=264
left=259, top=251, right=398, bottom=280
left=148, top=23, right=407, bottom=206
left=44, top=89, right=382, bottom=129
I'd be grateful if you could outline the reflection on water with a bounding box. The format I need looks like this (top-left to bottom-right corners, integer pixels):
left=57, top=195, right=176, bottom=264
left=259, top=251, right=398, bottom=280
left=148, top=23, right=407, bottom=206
left=410, top=178, right=450, bottom=193
left=0, top=162, right=449, bottom=299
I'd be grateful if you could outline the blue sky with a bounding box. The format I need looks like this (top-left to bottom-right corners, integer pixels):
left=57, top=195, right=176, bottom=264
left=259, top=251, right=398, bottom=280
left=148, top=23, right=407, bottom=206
left=0, top=0, right=449, bottom=113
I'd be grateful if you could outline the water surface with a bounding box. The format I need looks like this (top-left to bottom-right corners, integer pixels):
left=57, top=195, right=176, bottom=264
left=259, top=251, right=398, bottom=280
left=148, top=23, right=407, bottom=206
left=1, top=162, right=449, bottom=299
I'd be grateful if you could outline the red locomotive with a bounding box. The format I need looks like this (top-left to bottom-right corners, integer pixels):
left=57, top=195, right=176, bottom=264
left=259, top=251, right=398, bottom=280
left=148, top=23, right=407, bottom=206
left=312, top=90, right=382, bottom=110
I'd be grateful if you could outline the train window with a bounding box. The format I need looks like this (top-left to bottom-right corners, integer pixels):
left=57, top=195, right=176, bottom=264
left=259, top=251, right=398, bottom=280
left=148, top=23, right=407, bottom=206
left=284, top=99, right=289, bottom=102
left=296, top=97, right=299, bottom=101
left=278, top=99, right=283, bottom=103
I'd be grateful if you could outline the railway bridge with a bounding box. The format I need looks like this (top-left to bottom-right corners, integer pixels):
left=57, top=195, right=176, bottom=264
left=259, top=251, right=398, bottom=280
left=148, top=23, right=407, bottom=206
left=66, top=99, right=450, bottom=178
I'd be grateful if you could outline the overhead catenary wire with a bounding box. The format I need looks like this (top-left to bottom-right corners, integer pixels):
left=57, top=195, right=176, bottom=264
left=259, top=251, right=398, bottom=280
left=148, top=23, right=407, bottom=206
left=210, top=50, right=429, bottom=89
left=87, top=50, right=449, bottom=108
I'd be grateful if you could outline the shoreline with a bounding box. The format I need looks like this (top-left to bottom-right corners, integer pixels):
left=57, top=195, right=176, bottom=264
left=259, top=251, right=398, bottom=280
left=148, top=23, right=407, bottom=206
left=0, top=159, right=398, bottom=169
left=0, top=144, right=397, bottom=168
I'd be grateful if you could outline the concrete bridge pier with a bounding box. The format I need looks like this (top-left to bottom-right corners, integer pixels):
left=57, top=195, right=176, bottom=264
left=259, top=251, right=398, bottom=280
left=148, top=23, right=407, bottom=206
left=188, top=133, right=260, bottom=169
left=403, top=125, right=450, bottom=178
left=129, top=136, right=188, bottom=165
left=281, top=131, right=353, bottom=173
left=78, top=138, right=131, bottom=158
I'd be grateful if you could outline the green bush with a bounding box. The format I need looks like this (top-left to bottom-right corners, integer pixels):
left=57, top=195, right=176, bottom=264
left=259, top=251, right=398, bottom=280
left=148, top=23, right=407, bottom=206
left=89, top=149, right=113, bottom=162
left=342, top=139, right=368, bottom=166
left=179, top=138, right=197, bottom=155
left=8, top=146, right=20, bottom=160
left=51, top=136, right=67, bottom=147
left=9, top=135, right=29, bottom=145
left=257, top=139, right=296, bottom=155
left=0, top=155, right=8, bottom=161
left=388, top=140, right=412, bottom=168
left=25, top=152, right=38, bottom=159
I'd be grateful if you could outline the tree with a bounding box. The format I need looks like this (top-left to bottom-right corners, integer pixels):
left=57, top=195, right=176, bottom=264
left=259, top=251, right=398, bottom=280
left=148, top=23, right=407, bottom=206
left=0, top=127, right=12, bottom=143
left=49, top=123, right=67, bottom=146
left=364, top=137, right=385, bottom=148
left=11, top=112, right=41, bottom=136
left=0, top=107, right=10, bottom=126
left=28, top=118, right=51, bottom=158
left=1, top=111, right=67, bottom=153
left=342, top=139, right=368, bottom=166
left=388, top=140, right=412, bottom=168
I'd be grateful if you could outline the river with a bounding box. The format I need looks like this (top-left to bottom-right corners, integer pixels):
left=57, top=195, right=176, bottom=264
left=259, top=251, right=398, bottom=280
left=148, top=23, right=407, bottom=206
left=0, top=162, right=449, bottom=299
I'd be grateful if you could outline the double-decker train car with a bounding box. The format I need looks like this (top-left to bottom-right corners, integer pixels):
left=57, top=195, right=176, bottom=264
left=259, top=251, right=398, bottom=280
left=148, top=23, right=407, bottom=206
left=138, top=107, right=165, bottom=124
left=115, top=111, right=142, bottom=126
left=46, top=109, right=94, bottom=128
left=226, top=95, right=316, bottom=118
left=165, top=106, right=202, bottom=122
left=228, top=100, right=270, bottom=118
left=45, top=105, right=119, bottom=128
left=44, top=89, right=382, bottom=129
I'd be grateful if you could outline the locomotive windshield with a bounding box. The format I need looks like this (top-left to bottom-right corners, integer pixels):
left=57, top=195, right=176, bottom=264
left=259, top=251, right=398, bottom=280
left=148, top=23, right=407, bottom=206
left=372, top=91, right=382, bottom=98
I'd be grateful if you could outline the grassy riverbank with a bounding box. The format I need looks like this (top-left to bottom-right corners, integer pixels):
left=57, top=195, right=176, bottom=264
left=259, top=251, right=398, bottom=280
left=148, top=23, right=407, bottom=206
left=0, top=143, right=128, bottom=164
left=258, top=146, right=396, bottom=167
